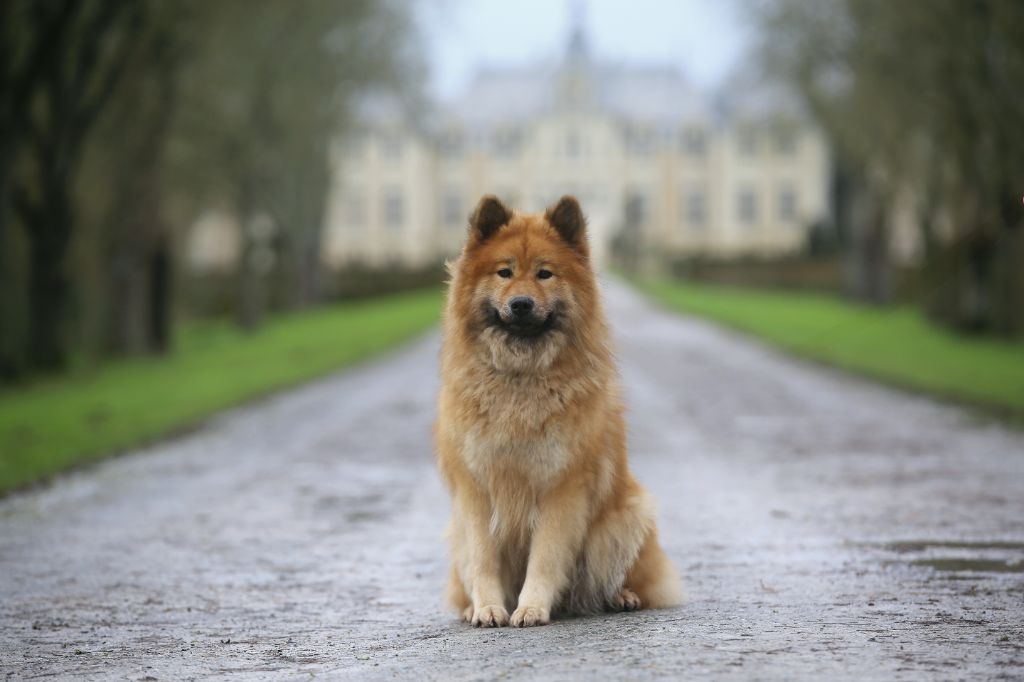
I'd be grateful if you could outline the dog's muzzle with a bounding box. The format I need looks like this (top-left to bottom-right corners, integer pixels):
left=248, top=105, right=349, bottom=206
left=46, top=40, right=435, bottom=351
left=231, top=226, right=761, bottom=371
left=492, top=305, right=556, bottom=338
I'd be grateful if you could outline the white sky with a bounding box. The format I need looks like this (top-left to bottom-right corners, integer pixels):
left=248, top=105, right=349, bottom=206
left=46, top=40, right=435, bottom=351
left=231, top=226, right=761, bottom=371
left=420, top=0, right=751, bottom=100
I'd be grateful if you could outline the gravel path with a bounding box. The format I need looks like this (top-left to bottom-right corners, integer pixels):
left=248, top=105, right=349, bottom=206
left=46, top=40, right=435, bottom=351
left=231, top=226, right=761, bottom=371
left=2, top=281, right=1023, bottom=681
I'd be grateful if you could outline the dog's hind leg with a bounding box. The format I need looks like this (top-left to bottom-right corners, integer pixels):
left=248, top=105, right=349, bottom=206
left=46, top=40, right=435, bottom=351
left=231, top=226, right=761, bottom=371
left=558, top=489, right=654, bottom=614
left=566, top=488, right=683, bottom=614
left=608, top=586, right=641, bottom=611
left=624, top=528, right=684, bottom=609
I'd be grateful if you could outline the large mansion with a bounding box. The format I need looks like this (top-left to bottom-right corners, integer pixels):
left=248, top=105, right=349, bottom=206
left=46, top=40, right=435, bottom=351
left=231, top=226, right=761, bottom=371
left=322, top=27, right=830, bottom=269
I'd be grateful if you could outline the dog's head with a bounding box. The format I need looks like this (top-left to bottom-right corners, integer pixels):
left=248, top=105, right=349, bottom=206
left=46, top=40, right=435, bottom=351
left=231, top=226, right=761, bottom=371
left=449, top=194, right=598, bottom=373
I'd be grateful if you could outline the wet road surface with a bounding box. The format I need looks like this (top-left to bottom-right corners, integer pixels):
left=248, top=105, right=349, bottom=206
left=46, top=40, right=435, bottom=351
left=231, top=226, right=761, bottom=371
left=2, top=280, right=1023, bottom=680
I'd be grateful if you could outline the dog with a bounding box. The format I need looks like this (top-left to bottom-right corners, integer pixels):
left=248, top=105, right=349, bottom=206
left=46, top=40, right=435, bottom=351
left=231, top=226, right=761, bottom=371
left=435, top=194, right=682, bottom=627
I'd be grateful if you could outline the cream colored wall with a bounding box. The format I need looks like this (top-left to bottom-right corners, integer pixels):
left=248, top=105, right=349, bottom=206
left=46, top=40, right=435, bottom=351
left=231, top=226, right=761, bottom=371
left=664, top=128, right=717, bottom=253
left=186, top=209, right=241, bottom=272
left=318, top=114, right=831, bottom=270
left=323, top=129, right=438, bottom=267
left=511, top=113, right=625, bottom=266
left=713, top=124, right=829, bottom=257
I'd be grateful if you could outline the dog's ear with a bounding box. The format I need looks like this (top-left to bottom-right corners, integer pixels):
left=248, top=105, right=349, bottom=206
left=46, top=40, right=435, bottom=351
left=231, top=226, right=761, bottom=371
left=468, top=195, right=511, bottom=242
left=545, top=195, right=588, bottom=253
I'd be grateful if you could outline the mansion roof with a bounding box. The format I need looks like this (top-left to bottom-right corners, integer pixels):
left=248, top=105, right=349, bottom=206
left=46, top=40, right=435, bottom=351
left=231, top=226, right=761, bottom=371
left=352, top=24, right=807, bottom=136
left=442, top=62, right=713, bottom=130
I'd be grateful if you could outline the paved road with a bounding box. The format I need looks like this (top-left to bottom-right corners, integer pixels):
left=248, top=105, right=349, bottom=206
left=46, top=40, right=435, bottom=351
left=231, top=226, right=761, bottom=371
left=2, top=281, right=1023, bottom=681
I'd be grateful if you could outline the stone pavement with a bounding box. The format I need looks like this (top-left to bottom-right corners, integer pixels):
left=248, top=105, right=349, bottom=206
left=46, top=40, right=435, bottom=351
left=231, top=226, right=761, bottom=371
left=2, top=280, right=1022, bottom=680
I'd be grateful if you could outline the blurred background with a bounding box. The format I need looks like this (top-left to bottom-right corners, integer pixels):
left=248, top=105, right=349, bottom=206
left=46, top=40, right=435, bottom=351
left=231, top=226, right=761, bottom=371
left=1, top=0, right=1022, bottom=492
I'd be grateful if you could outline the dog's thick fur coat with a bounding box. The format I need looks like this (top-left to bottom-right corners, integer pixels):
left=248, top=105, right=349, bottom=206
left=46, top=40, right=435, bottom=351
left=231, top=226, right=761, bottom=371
left=435, top=195, right=682, bottom=627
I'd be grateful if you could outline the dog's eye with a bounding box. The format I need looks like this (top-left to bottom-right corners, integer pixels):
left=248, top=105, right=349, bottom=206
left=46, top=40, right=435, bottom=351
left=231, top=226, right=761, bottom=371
left=537, top=269, right=553, bottom=280
left=497, top=268, right=513, bottom=278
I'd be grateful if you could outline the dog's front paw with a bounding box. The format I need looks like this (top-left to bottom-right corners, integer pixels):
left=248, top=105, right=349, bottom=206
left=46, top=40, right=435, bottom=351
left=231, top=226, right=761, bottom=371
left=471, top=604, right=509, bottom=627
left=510, top=605, right=550, bottom=627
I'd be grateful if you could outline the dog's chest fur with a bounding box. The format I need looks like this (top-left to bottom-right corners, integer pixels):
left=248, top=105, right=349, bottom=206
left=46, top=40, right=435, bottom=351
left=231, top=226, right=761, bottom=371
left=450, top=359, right=601, bottom=543
left=463, top=422, right=569, bottom=490
left=459, top=372, right=575, bottom=487
left=464, top=422, right=567, bottom=544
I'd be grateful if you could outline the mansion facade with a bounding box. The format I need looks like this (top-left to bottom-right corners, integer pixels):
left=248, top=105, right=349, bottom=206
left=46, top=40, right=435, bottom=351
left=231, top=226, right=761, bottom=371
left=322, top=29, right=830, bottom=270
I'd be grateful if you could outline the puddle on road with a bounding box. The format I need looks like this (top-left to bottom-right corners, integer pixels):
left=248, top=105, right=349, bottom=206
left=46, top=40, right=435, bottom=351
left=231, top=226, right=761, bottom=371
left=880, top=540, right=1024, bottom=554
left=907, top=557, right=1024, bottom=574
left=855, top=540, right=1024, bottom=575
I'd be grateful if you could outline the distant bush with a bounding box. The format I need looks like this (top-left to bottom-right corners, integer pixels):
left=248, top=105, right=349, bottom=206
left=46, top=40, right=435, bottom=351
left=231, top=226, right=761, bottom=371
left=181, top=273, right=240, bottom=318
left=324, top=262, right=447, bottom=301
left=666, top=255, right=843, bottom=294
left=182, top=262, right=446, bottom=319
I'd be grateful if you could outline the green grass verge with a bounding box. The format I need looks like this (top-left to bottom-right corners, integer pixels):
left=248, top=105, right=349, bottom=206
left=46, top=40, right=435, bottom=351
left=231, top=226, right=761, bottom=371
left=636, top=278, right=1024, bottom=419
left=0, top=288, right=443, bottom=494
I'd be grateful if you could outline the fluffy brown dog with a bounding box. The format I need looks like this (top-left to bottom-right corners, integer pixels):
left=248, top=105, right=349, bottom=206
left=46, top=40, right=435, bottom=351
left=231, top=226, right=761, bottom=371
left=435, top=195, right=682, bottom=627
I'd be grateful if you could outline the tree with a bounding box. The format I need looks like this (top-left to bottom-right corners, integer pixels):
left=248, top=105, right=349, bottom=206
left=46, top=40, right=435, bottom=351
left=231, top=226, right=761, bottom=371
left=171, top=0, right=423, bottom=329
left=82, top=1, right=185, bottom=356
left=4, top=1, right=143, bottom=371
left=0, top=0, right=78, bottom=376
left=751, top=0, right=1024, bottom=332
left=0, top=0, right=424, bottom=378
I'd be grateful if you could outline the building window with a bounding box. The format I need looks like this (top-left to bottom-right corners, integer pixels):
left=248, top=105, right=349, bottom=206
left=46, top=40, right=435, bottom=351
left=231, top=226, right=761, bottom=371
left=566, top=130, right=582, bottom=159
left=379, top=132, right=403, bottom=162
left=578, top=188, right=597, bottom=211
left=682, top=128, right=706, bottom=157
left=737, top=187, right=758, bottom=226
left=625, top=189, right=651, bottom=228
left=493, top=129, right=521, bottom=158
left=586, top=185, right=605, bottom=210
left=737, top=128, right=758, bottom=157
left=684, top=188, right=706, bottom=228
left=775, top=128, right=798, bottom=156
left=439, top=131, right=464, bottom=159
left=344, top=190, right=365, bottom=227
left=442, top=189, right=462, bottom=227
left=777, top=186, right=798, bottom=222
left=496, top=188, right=519, bottom=209
left=340, top=133, right=367, bottom=159
left=627, top=127, right=655, bottom=156
left=384, top=188, right=404, bottom=229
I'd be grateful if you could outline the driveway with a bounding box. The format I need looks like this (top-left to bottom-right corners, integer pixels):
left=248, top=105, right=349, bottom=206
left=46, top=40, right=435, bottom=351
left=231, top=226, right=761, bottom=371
left=2, top=280, right=1022, bottom=680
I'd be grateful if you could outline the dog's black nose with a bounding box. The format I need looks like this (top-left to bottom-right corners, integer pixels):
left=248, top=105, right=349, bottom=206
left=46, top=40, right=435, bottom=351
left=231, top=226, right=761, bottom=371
left=509, top=296, right=534, bottom=317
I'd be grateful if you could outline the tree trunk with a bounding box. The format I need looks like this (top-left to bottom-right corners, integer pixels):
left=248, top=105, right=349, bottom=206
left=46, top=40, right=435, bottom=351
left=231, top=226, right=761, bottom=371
left=102, top=22, right=179, bottom=356
left=0, top=218, right=30, bottom=379
left=991, top=189, right=1023, bottom=336
left=26, top=191, right=73, bottom=370
left=842, top=176, right=892, bottom=305
left=237, top=238, right=263, bottom=331
left=236, top=180, right=264, bottom=332
left=107, top=251, right=148, bottom=355
left=147, top=240, right=172, bottom=352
